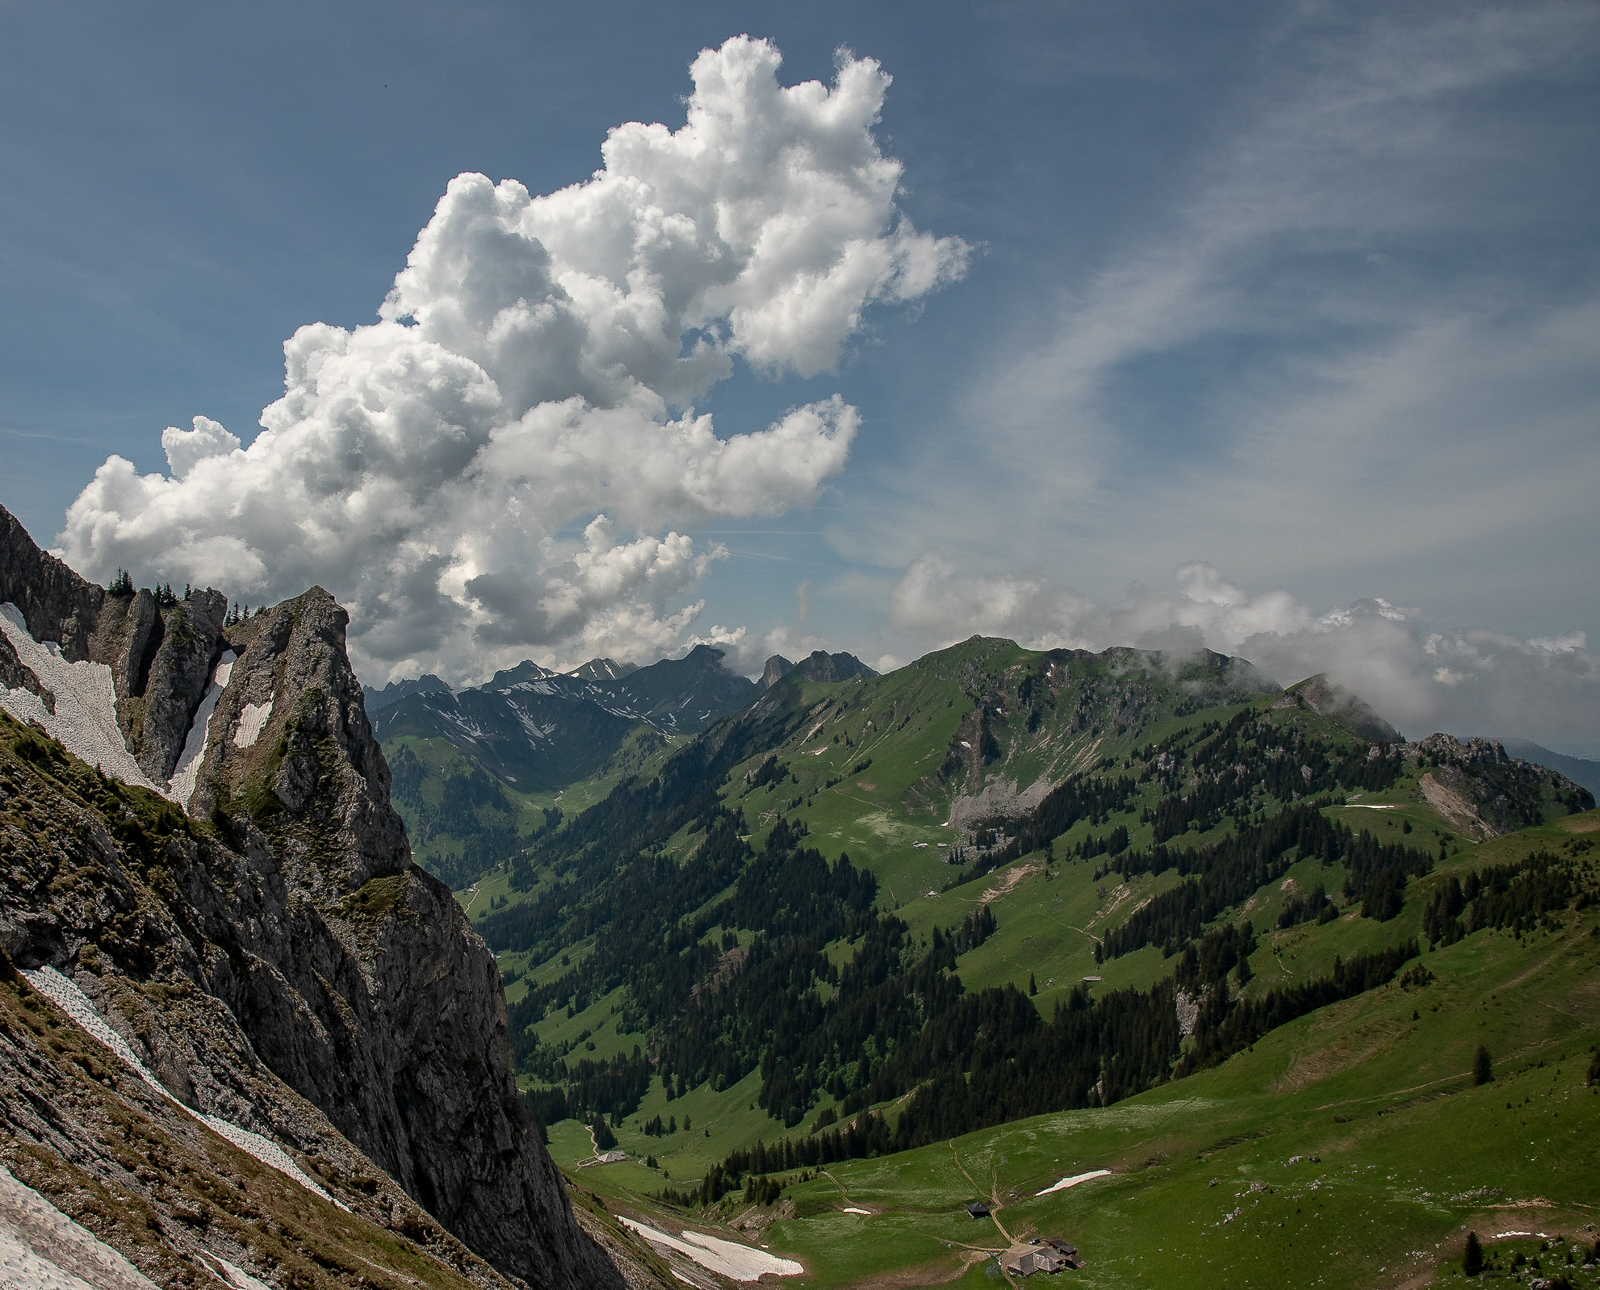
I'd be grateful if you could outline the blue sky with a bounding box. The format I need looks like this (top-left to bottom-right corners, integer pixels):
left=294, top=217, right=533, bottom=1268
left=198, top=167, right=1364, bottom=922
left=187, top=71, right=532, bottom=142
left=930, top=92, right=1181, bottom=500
left=2, top=2, right=1597, bottom=751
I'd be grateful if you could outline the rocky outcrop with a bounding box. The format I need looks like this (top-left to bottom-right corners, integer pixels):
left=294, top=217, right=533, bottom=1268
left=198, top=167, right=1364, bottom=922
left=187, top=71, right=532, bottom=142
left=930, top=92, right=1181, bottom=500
left=0, top=509, right=229, bottom=783
left=1272, top=674, right=1400, bottom=743
left=95, top=586, right=161, bottom=699
left=0, top=505, right=105, bottom=662
left=131, top=590, right=228, bottom=783
left=762, top=650, right=878, bottom=687
left=0, top=734, right=517, bottom=1290
left=1409, top=733, right=1594, bottom=835
left=0, top=506, right=630, bottom=1290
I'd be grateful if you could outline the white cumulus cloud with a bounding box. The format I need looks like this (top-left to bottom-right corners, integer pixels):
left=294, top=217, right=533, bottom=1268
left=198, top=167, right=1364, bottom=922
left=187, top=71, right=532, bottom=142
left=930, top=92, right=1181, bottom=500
left=56, top=36, right=966, bottom=683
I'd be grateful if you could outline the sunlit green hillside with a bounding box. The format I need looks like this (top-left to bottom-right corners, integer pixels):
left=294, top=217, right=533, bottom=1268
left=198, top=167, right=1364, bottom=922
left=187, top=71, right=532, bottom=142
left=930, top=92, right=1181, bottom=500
left=407, top=635, right=1594, bottom=1287
left=555, top=811, right=1600, bottom=1289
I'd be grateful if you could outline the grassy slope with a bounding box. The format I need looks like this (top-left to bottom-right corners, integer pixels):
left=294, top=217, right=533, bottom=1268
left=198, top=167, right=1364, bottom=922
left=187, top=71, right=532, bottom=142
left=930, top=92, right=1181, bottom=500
left=380, top=726, right=680, bottom=906
left=561, top=811, right=1600, bottom=1290
left=510, top=648, right=1578, bottom=1183
left=430, top=640, right=1593, bottom=1286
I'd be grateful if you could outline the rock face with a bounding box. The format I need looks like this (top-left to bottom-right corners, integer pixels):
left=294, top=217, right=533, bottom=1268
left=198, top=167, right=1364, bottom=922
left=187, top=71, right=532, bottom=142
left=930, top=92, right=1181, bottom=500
left=0, top=505, right=626, bottom=1290
left=0, top=505, right=105, bottom=660
left=1410, top=732, right=1593, bottom=836
left=762, top=650, right=878, bottom=687
left=130, top=589, right=229, bottom=783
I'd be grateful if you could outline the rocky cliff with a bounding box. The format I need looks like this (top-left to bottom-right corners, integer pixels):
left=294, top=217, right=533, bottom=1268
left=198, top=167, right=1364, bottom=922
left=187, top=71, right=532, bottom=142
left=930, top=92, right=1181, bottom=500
left=761, top=650, right=878, bottom=688
left=0, top=505, right=636, bottom=1290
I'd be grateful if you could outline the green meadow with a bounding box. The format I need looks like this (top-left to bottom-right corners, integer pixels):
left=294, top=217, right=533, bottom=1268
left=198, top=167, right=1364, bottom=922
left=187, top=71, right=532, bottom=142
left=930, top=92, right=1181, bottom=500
left=425, top=644, right=1599, bottom=1287
left=551, top=812, right=1600, bottom=1288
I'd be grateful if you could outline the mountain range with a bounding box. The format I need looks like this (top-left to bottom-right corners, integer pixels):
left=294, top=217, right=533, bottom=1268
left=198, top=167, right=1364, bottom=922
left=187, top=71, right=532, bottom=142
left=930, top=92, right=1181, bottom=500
left=412, top=629, right=1596, bottom=1287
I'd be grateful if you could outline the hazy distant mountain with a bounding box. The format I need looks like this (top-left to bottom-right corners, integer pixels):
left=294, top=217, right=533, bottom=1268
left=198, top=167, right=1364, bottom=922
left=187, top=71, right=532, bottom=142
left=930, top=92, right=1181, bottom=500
left=1498, top=738, right=1600, bottom=795
left=371, top=643, right=759, bottom=790
left=596, top=643, right=760, bottom=731
left=362, top=672, right=451, bottom=711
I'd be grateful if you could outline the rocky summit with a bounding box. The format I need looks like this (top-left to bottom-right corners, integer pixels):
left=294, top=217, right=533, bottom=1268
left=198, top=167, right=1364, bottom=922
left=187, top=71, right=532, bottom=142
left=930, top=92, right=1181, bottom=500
left=0, top=504, right=648, bottom=1290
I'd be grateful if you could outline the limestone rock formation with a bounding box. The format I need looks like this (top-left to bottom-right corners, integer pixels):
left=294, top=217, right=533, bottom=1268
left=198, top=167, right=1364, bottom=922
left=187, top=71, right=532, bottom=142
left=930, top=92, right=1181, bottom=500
left=0, top=504, right=631, bottom=1290
left=1409, top=732, right=1591, bottom=836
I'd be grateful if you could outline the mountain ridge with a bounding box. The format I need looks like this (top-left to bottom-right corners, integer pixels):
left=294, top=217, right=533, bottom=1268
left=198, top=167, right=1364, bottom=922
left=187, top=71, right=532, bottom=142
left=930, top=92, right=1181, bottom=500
left=0, top=504, right=636, bottom=1290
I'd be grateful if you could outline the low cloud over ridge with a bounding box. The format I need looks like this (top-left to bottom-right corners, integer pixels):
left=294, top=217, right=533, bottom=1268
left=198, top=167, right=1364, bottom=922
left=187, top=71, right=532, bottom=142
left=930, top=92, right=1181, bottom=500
left=889, top=558, right=1600, bottom=754
left=57, top=36, right=967, bottom=683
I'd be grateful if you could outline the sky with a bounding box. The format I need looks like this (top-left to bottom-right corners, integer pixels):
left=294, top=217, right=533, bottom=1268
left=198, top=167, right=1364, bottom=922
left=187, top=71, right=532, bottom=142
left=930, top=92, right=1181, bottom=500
left=1, top=1, right=1597, bottom=753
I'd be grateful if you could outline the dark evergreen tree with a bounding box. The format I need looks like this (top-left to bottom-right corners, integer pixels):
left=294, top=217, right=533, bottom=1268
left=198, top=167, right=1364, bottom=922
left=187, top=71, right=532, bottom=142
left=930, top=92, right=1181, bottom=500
left=1463, top=1231, right=1484, bottom=1277
left=1473, top=1045, right=1493, bottom=1086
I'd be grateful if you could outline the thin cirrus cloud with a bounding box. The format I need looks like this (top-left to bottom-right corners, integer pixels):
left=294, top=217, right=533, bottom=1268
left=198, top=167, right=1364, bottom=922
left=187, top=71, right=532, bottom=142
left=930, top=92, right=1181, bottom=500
left=55, top=35, right=968, bottom=684
left=843, top=1, right=1600, bottom=751
left=840, top=0, right=1599, bottom=584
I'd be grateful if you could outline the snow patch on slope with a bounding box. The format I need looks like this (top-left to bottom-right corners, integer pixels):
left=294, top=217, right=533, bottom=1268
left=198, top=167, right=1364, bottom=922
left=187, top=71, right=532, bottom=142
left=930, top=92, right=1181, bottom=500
left=0, top=1164, right=158, bottom=1290
left=169, top=652, right=237, bottom=810
left=619, top=1217, right=802, bottom=1281
left=232, top=697, right=272, bottom=749
left=20, top=967, right=342, bottom=1210
left=0, top=604, right=163, bottom=795
left=204, top=1252, right=274, bottom=1290
left=1036, top=1169, right=1111, bottom=1196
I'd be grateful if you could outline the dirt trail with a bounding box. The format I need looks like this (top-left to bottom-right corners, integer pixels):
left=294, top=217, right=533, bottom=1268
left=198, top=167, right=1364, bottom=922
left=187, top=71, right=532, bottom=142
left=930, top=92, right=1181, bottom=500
left=950, top=1144, right=1013, bottom=1239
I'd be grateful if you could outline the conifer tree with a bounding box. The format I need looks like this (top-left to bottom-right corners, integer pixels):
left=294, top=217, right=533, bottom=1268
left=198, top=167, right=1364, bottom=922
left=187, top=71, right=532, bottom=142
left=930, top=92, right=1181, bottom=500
left=1463, top=1230, right=1484, bottom=1276
left=1028, top=973, right=1037, bottom=997
left=1473, top=1045, right=1493, bottom=1085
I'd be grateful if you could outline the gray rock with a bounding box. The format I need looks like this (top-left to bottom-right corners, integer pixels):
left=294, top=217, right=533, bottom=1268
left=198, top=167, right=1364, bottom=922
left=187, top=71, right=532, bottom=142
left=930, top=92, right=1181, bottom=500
left=0, top=505, right=104, bottom=661
left=130, top=589, right=228, bottom=783
left=762, top=654, right=795, bottom=688
left=0, top=508, right=625, bottom=1290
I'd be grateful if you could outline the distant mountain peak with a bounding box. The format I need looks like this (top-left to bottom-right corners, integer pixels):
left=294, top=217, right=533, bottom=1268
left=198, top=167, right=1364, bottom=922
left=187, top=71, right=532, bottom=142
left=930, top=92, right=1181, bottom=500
left=487, top=659, right=562, bottom=690
left=762, top=650, right=878, bottom=688
left=569, top=657, right=637, bottom=681
left=362, top=673, right=450, bottom=712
